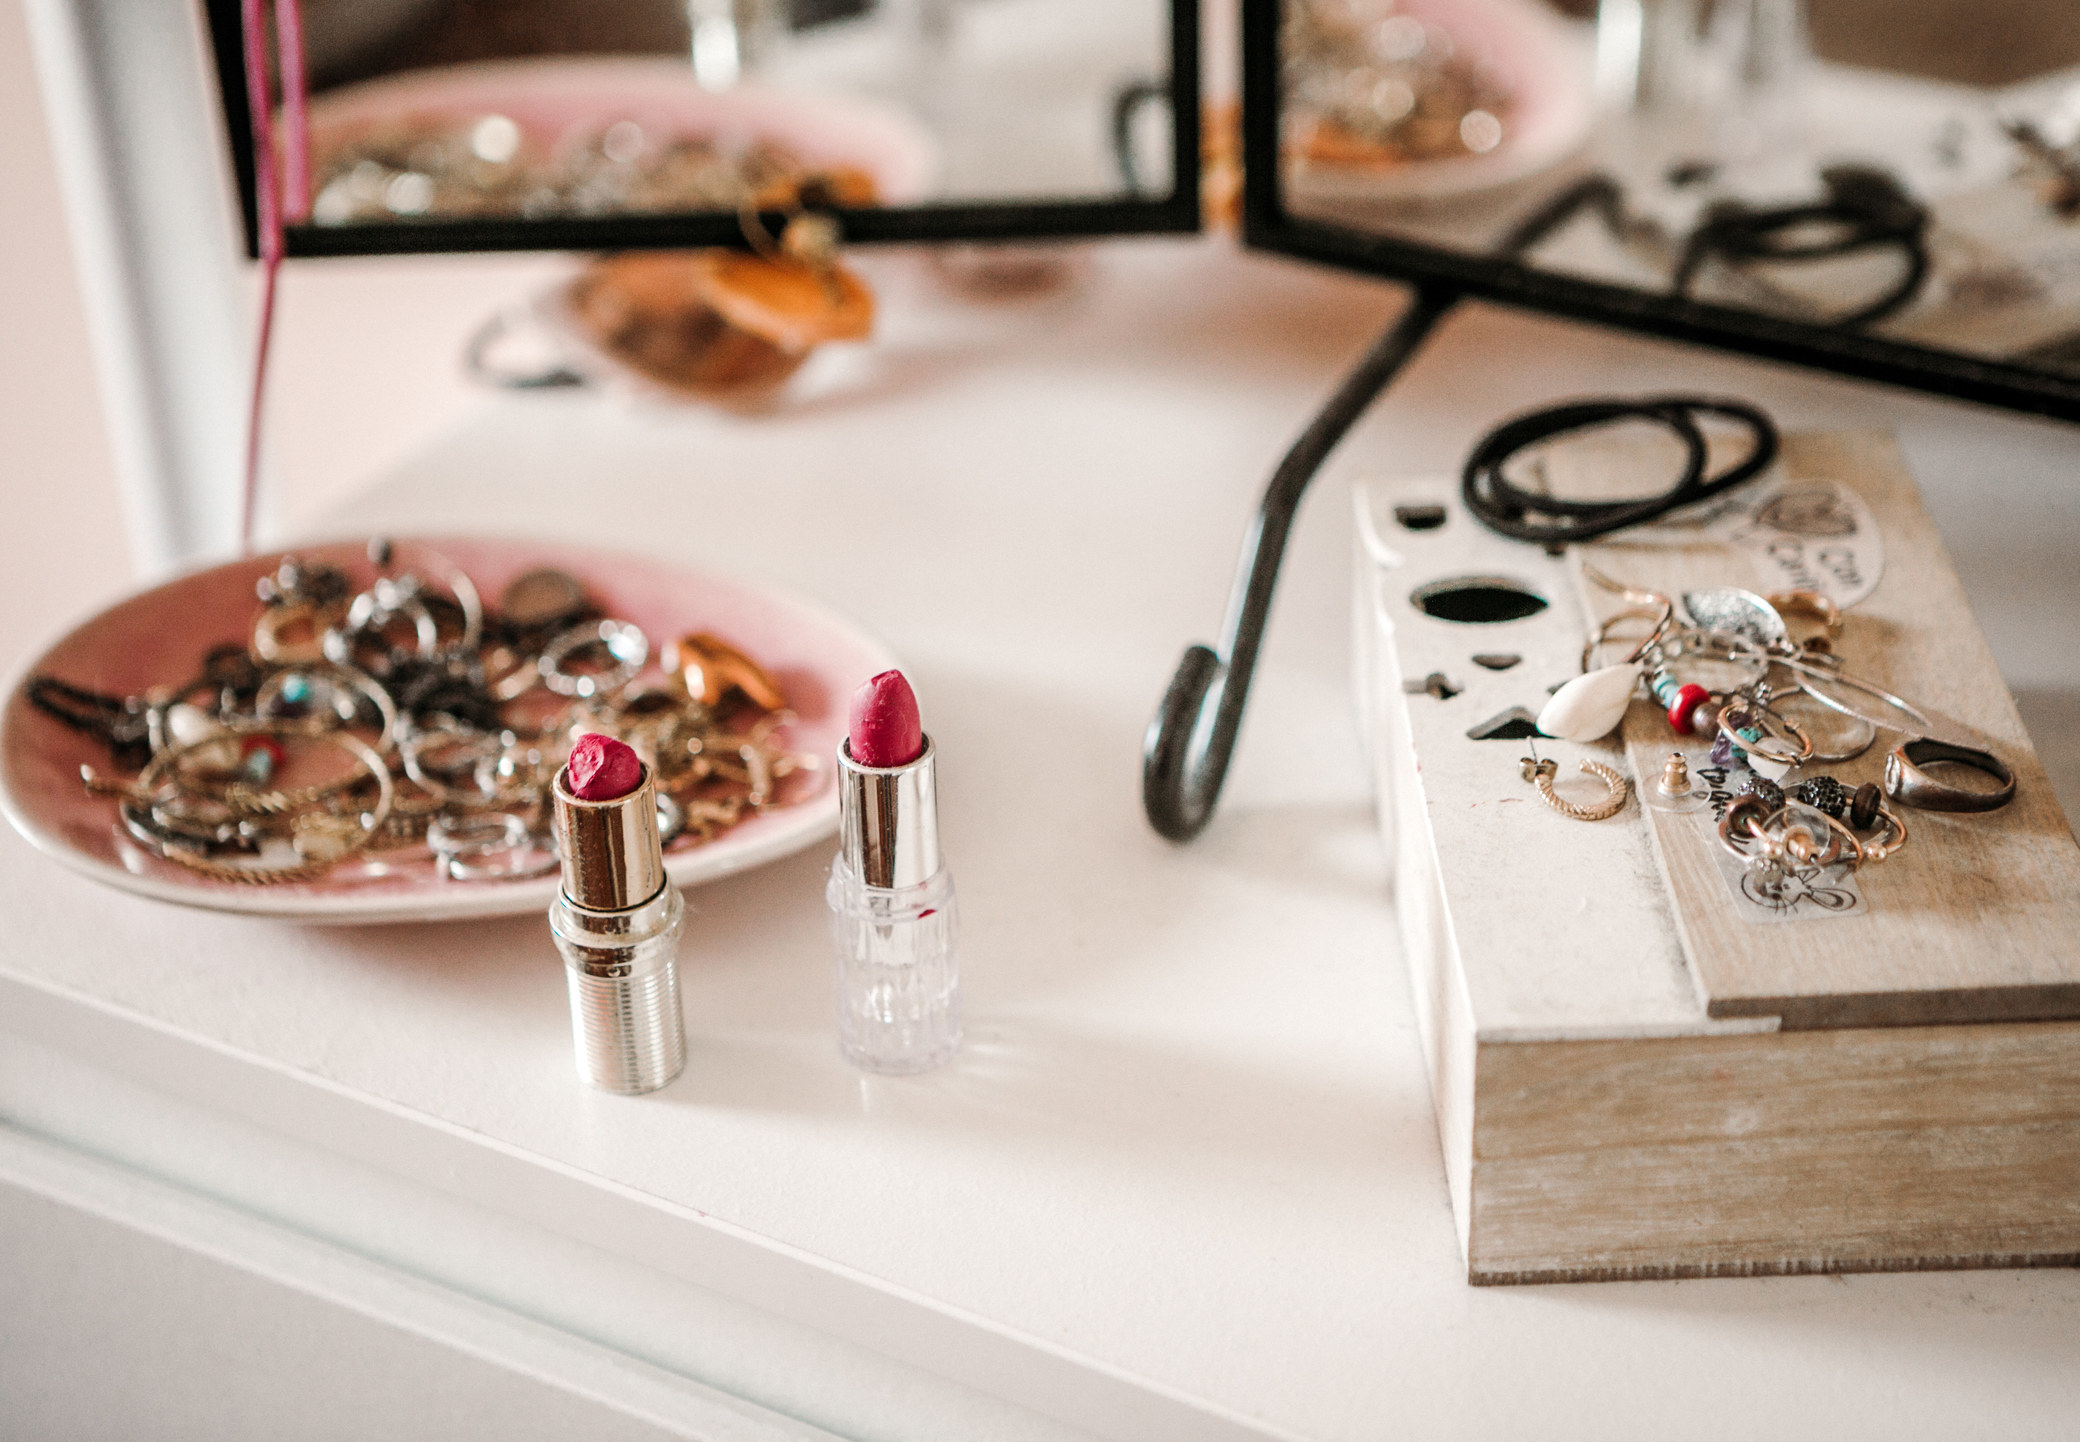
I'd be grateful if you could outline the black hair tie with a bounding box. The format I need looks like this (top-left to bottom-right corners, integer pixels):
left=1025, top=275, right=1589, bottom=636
left=1461, top=395, right=1779, bottom=547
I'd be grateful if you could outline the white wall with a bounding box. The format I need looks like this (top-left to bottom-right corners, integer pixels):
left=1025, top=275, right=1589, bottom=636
left=0, top=0, right=131, bottom=664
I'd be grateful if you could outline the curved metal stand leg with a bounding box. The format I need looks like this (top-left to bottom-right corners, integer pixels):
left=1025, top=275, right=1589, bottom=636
left=1142, top=283, right=1460, bottom=841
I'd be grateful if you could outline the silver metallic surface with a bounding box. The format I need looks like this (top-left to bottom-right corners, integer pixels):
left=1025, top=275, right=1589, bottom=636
left=549, top=886, right=687, bottom=1094
left=1777, top=684, right=1878, bottom=763
left=838, top=736, right=942, bottom=890
left=1681, top=587, right=1787, bottom=646
left=552, top=763, right=666, bottom=912
left=548, top=759, right=685, bottom=1094
left=539, top=619, right=650, bottom=698
left=1779, top=654, right=1986, bottom=749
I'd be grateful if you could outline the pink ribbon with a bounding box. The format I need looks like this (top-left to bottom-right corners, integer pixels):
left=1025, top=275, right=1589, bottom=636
left=237, top=0, right=309, bottom=555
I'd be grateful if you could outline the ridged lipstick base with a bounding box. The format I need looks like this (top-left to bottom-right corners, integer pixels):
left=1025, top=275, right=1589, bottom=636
left=550, top=887, right=687, bottom=1094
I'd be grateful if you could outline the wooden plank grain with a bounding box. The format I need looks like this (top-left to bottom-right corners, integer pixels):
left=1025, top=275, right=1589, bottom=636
left=1467, top=1024, right=2080, bottom=1282
left=1574, top=431, right=2080, bottom=1028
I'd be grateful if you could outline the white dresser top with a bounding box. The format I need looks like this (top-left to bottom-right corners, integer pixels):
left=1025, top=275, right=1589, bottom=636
left=4, top=237, right=2078, bottom=1441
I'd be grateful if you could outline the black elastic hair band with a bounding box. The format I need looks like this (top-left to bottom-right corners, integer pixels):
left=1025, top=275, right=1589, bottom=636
left=1460, top=395, right=1779, bottom=547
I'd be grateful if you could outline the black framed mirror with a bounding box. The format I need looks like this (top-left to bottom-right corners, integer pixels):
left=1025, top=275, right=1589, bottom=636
left=1241, top=0, right=2080, bottom=419
left=206, top=0, right=1201, bottom=256
left=1145, top=0, right=2077, bottom=841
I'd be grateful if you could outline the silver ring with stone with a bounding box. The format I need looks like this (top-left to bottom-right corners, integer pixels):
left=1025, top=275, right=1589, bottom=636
left=539, top=619, right=650, bottom=698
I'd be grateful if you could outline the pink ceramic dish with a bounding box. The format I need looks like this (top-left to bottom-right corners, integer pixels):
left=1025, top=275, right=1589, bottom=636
left=306, top=56, right=940, bottom=210
left=1287, top=0, right=1594, bottom=204
left=0, top=538, right=896, bottom=923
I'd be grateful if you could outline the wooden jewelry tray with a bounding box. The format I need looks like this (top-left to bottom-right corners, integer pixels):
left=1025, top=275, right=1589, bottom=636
left=1353, top=429, right=2080, bottom=1284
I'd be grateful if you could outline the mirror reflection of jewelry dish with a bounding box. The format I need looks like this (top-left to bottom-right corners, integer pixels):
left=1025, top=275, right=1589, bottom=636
left=0, top=538, right=896, bottom=924
left=1285, top=0, right=1593, bottom=205
left=301, top=57, right=940, bottom=224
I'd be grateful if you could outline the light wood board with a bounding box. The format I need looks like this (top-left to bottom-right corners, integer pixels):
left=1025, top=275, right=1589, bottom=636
left=1468, top=1021, right=2080, bottom=1283
left=1357, top=438, right=2080, bottom=1283
left=1574, top=430, right=2080, bottom=1028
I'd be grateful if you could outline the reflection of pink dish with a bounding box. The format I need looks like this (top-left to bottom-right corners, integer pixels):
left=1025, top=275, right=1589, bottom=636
left=306, top=56, right=940, bottom=206
left=0, top=537, right=898, bottom=923
left=1289, top=0, right=1593, bottom=203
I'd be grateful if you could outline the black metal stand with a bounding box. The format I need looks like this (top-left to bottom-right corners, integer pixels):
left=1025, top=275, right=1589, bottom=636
left=1142, top=282, right=1462, bottom=841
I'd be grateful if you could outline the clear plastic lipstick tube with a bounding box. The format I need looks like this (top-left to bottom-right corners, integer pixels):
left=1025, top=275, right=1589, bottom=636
left=829, top=736, right=961, bottom=1074
left=549, top=762, right=687, bottom=1094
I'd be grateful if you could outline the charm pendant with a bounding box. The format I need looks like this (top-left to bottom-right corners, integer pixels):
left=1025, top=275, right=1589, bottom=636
left=1537, top=661, right=1640, bottom=742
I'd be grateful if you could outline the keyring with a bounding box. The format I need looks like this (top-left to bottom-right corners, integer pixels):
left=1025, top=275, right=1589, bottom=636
left=1884, top=737, right=2017, bottom=812
left=539, top=619, right=649, bottom=698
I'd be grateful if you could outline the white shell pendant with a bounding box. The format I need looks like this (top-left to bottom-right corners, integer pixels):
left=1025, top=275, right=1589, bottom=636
left=1537, top=662, right=1641, bottom=742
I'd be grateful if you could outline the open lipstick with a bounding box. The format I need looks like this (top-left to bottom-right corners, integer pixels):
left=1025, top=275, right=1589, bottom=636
left=549, top=732, right=688, bottom=1094
left=829, top=670, right=962, bottom=1073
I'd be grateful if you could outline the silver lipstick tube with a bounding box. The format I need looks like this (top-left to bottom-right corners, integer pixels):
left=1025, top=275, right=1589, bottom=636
left=549, top=762, right=687, bottom=1094
left=837, top=737, right=942, bottom=887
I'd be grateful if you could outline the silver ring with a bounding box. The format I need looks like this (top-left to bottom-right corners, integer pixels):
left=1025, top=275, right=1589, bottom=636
left=539, top=619, right=649, bottom=698
left=399, top=718, right=503, bottom=801
left=656, top=791, right=686, bottom=846
left=1777, top=655, right=1945, bottom=739
left=1884, top=737, right=2016, bottom=813
left=427, top=811, right=559, bottom=881
left=324, top=578, right=440, bottom=672
left=252, top=663, right=400, bottom=755
left=1775, top=682, right=1877, bottom=763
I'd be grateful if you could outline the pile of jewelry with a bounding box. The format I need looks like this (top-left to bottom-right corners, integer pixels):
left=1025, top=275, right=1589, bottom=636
left=1283, top=0, right=1512, bottom=169
left=1538, top=570, right=2015, bottom=906
left=310, top=114, right=879, bottom=226
left=28, top=541, right=813, bottom=887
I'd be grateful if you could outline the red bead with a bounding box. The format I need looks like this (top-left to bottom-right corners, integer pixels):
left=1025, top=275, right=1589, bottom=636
left=240, top=735, right=287, bottom=767
left=1668, top=683, right=1711, bottom=735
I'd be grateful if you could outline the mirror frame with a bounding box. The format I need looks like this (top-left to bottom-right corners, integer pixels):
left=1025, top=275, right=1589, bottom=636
left=1239, top=0, right=2080, bottom=423
left=206, top=0, right=1201, bottom=257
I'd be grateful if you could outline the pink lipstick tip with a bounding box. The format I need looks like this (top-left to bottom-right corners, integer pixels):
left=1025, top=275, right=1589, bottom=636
left=848, top=669, right=924, bottom=768
left=566, top=732, right=643, bottom=801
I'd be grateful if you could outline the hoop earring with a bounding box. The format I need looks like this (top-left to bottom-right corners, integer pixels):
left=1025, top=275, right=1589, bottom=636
left=1521, top=754, right=1630, bottom=821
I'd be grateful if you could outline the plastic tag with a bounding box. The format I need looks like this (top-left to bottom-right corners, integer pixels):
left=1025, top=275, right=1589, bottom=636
left=1636, top=478, right=1884, bottom=609
left=1695, top=759, right=1868, bottom=923
left=1708, top=845, right=1866, bottom=923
